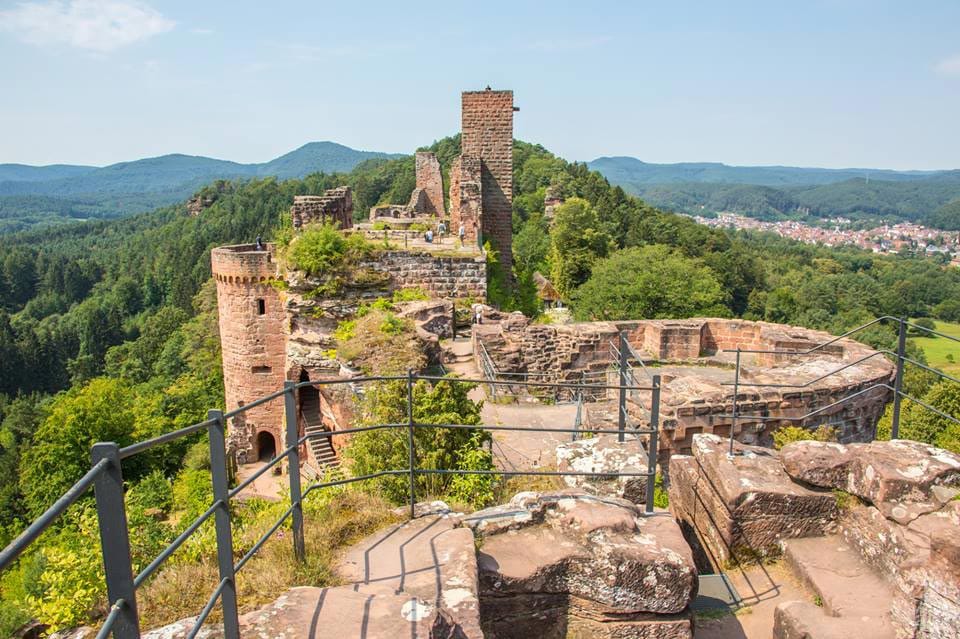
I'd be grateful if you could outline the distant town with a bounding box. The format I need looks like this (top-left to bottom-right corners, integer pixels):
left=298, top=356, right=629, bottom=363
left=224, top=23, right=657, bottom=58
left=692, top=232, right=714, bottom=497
left=690, top=212, right=960, bottom=266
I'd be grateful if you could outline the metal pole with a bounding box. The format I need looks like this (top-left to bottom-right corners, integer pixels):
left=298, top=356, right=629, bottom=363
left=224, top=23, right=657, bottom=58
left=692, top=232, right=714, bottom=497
left=618, top=332, right=628, bottom=443
left=207, top=409, right=240, bottom=639
left=729, top=349, right=741, bottom=457
left=284, top=382, right=305, bottom=561
left=91, top=442, right=139, bottom=639
left=407, top=370, right=417, bottom=519
left=891, top=316, right=907, bottom=439
left=645, top=375, right=661, bottom=514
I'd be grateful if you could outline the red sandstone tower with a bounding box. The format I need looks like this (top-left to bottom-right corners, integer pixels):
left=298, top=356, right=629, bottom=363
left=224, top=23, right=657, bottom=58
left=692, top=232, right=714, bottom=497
left=211, top=244, right=287, bottom=463
left=451, top=88, right=515, bottom=274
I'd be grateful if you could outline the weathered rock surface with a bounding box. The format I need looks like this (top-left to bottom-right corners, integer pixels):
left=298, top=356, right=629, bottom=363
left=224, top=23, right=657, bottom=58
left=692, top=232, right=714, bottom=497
left=668, top=434, right=836, bottom=567
left=781, top=439, right=960, bottom=524
left=141, top=586, right=444, bottom=639
left=555, top=435, right=650, bottom=504
left=465, top=490, right=695, bottom=638
left=337, top=513, right=482, bottom=638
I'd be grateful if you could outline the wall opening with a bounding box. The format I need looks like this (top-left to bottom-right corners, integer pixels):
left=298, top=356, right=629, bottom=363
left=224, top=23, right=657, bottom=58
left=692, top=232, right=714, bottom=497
left=256, top=431, right=277, bottom=462
left=256, top=299, right=266, bottom=315
left=252, top=365, right=272, bottom=375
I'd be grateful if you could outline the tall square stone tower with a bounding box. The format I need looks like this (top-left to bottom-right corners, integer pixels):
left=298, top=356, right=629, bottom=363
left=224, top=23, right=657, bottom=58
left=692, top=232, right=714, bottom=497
left=454, top=89, right=515, bottom=274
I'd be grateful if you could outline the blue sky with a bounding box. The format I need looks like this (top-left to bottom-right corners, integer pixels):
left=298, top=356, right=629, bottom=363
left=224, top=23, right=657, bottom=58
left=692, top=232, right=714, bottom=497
left=1, top=0, right=958, bottom=169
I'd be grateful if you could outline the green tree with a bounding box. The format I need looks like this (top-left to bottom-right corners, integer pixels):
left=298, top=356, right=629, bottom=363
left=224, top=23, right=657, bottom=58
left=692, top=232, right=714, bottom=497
left=344, top=378, right=494, bottom=507
left=571, top=245, right=729, bottom=321
left=548, top=198, right=612, bottom=298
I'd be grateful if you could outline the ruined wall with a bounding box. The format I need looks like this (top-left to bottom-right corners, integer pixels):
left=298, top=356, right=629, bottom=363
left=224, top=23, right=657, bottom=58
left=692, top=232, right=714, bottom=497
left=291, top=187, right=353, bottom=230
left=408, top=151, right=444, bottom=216
left=449, top=154, right=482, bottom=245
left=461, top=89, right=514, bottom=270
left=475, top=317, right=895, bottom=458
left=212, top=245, right=287, bottom=463
left=363, top=250, right=486, bottom=299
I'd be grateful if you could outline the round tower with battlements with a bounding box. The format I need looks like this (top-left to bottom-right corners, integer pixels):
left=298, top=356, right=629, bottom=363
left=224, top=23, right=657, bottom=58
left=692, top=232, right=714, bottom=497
left=211, top=244, right=287, bottom=463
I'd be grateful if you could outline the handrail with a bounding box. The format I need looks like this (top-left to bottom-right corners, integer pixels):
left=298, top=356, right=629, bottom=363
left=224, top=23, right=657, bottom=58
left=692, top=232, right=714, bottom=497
left=0, top=457, right=110, bottom=572
left=721, top=350, right=889, bottom=389
left=3, top=334, right=955, bottom=638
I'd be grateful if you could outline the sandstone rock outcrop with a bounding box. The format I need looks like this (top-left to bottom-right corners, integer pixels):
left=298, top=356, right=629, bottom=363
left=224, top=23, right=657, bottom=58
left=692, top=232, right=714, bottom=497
left=781, top=439, right=960, bottom=524
left=555, top=435, right=650, bottom=504
left=464, top=491, right=696, bottom=638
left=668, top=433, right=837, bottom=567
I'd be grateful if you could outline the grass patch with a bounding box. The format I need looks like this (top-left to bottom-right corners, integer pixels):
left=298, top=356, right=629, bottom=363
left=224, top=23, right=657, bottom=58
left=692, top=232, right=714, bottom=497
left=137, top=490, right=397, bottom=629
left=335, top=309, right=425, bottom=375
left=912, top=320, right=960, bottom=377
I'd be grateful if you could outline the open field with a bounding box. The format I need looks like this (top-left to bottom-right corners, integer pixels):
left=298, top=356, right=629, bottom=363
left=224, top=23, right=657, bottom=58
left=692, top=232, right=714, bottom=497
left=912, top=320, right=960, bottom=377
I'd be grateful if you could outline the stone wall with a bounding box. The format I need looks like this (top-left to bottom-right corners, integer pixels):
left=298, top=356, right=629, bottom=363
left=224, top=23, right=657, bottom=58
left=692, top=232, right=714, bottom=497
left=291, top=187, right=353, bottom=230
left=461, top=89, right=514, bottom=271
left=409, top=151, right=444, bottom=216
left=449, top=154, right=482, bottom=245
left=363, top=250, right=486, bottom=299
left=212, top=244, right=287, bottom=463
left=475, top=317, right=895, bottom=458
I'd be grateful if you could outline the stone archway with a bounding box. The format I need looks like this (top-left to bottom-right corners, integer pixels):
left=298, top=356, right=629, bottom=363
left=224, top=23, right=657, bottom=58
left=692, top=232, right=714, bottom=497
left=256, top=430, right=277, bottom=462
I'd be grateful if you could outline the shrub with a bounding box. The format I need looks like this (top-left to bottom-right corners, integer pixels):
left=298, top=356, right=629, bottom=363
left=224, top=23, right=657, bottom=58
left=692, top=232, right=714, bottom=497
left=392, top=287, right=430, bottom=303
left=345, top=378, right=494, bottom=506
left=285, top=225, right=374, bottom=280
left=909, top=317, right=936, bottom=336
left=335, top=310, right=424, bottom=375
left=772, top=424, right=837, bottom=450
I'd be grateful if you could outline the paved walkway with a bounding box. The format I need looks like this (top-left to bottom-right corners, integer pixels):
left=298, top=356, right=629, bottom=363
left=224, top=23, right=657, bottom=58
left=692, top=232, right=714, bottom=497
left=442, top=336, right=579, bottom=471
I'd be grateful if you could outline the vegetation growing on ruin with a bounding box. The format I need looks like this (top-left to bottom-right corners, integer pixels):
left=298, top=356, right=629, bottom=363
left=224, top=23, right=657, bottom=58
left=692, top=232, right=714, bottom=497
left=1, top=132, right=960, bottom=632
left=334, top=309, right=425, bottom=375
left=772, top=425, right=838, bottom=450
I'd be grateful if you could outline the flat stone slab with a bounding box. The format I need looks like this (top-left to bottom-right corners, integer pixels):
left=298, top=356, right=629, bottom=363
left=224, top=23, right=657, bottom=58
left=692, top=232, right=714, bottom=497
left=337, top=513, right=482, bottom=638
left=555, top=434, right=650, bottom=504
left=142, top=585, right=440, bottom=639
left=467, top=491, right=696, bottom=616
left=774, top=600, right=892, bottom=639
left=781, top=439, right=960, bottom=525
left=668, top=434, right=836, bottom=567
left=781, top=535, right=895, bottom=635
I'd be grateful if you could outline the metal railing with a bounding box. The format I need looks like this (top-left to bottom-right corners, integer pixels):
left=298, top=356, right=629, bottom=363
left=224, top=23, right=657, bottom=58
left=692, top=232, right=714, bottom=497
left=0, top=372, right=661, bottom=639
left=721, top=316, right=960, bottom=456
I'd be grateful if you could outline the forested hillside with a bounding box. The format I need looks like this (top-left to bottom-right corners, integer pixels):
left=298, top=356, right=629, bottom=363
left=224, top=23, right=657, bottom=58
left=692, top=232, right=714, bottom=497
left=0, top=142, right=402, bottom=233
left=2, top=137, right=960, bottom=634
left=591, top=156, right=960, bottom=229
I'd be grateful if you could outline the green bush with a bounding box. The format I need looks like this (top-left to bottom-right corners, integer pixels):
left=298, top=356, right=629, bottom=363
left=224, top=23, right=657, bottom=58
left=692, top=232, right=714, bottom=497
left=392, top=287, right=430, bottom=303
left=345, top=378, right=494, bottom=507
left=772, top=424, right=837, bottom=450
left=286, top=225, right=373, bottom=277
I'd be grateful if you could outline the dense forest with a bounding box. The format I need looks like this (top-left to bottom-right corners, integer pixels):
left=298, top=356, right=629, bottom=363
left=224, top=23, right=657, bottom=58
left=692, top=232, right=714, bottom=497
left=1, top=136, right=959, bottom=634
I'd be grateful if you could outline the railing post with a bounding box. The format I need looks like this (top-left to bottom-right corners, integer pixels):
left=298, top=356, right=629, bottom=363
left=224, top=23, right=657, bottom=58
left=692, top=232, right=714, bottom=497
left=729, top=348, right=741, bottom=457
left=407, top=370, right=417, bottom=519
left=91, top=442, right=139, bottom=639
left=891, top=316, right=907, bottom=440
left=207, top=409, right=240, bottom=639
left=284, top=381, right=305, bottom=561
left=618, top=331, right=628, bottom=443
left=645, top=375, right=661, bottom=514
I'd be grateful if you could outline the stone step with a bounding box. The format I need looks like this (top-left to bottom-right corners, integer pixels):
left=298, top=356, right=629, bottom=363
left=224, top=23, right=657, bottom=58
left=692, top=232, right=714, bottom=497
left=778, top=535, right=895, bottom=638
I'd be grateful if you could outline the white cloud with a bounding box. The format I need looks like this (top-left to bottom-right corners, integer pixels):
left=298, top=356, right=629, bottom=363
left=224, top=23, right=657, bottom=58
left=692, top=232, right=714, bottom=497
left=936, top=55, right=960, bottom=76
left=0, top=0, right=174, bottom=52
left=191, top=27, right=213, bottom=36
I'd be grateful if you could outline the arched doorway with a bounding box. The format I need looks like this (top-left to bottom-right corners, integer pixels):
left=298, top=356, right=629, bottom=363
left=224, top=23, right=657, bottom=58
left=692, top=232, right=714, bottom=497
left=256, top=430, right=277, bottom=462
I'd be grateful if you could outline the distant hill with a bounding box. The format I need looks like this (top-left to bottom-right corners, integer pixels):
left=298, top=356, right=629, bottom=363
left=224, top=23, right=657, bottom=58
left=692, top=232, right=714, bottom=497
left=0, top=142, right=403, bottom=233
left=589, top=157, right=960, bottom=229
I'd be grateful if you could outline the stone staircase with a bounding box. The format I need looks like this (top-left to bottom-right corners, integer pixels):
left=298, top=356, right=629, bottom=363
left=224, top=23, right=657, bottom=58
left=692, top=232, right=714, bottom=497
left=300, top=393, right=339, bottom=469
left=774, top=535, right=896, bottom=638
